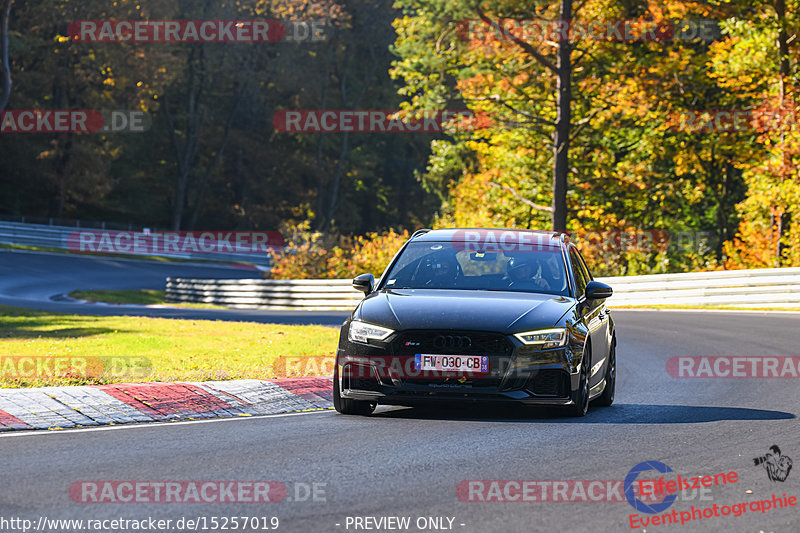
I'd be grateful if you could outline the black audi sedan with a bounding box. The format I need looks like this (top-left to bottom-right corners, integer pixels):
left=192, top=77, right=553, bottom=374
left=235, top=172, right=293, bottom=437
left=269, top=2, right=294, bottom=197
left=333, top=228, right=615, bottom=417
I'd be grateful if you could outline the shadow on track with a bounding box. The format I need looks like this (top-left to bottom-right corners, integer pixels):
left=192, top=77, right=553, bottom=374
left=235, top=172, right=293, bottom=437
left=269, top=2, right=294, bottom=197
left=370, top=403, right=795, bottom=424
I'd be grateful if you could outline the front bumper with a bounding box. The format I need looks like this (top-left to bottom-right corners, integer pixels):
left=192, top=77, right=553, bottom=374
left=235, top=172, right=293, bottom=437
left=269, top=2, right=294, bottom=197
left=336, top=329, right=585, bottom=407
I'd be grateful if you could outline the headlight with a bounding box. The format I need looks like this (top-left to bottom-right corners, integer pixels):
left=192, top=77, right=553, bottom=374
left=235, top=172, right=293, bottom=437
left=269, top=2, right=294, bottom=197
left=514, top=328, right=567, bottom=348
left=348, top=320, right=394, bottom=344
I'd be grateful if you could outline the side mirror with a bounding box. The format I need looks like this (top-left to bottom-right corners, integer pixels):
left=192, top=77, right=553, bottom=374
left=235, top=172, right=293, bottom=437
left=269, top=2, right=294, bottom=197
left=585, top=280, right=612, bottom=300
left=352, top=273, right=375, bottom=295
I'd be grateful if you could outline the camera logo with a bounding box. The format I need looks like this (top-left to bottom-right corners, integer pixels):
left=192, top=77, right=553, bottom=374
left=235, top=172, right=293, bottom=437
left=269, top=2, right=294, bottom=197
left=753, top=445, right=793, bottom=482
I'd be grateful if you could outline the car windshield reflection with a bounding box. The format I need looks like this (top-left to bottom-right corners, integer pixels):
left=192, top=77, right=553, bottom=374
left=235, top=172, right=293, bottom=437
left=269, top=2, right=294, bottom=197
left=380, top=242, right=569, bottom=297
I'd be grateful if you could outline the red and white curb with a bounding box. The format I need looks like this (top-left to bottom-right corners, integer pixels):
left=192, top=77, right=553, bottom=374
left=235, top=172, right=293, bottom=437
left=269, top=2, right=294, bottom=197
left=0, top=378, right=333, bottom=431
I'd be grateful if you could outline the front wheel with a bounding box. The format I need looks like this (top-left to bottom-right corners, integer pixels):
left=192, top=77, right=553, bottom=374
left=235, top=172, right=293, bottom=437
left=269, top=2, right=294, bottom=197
left=565, top=351, right=590, bottom=417
left=593, top=343, right=616, bottom=407
left=333, top=366, right=377, bottom=415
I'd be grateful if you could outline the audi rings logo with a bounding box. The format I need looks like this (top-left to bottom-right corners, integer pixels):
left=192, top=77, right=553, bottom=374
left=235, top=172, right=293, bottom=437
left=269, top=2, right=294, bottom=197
left=433, top=335, right=472, bottom=350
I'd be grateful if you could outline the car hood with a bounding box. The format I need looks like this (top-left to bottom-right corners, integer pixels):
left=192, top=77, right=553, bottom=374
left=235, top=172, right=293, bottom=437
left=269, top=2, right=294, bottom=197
left=355, top=289, right=575, bottom=333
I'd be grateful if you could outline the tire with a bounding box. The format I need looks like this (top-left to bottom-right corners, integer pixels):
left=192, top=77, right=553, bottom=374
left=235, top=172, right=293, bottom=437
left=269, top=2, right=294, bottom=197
left=333, top=365, right=377, bottom=416
left=565, top=348, right=590, bottom=417
left=593, top=342, right=616, bottom=407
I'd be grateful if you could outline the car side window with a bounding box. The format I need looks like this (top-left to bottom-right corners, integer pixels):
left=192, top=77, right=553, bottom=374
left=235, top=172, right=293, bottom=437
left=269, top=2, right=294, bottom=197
left=569, top=249, right=587, bottom=298
left=576, top=249, right=593, bottom=282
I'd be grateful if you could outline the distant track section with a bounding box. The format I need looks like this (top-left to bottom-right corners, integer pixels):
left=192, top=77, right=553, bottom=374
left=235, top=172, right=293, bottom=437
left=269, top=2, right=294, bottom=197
left=0, top=250, right=349, bottom=325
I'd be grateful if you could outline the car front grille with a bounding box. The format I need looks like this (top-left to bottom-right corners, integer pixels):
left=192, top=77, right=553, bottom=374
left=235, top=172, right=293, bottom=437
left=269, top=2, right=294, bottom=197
left=388, top=331, right=513, bottom=386
left=392, top=331, right=512, bottom=357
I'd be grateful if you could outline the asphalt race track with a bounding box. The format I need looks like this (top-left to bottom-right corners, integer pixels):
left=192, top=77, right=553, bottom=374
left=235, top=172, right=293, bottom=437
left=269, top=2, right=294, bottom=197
left=1, top=311, right=799, bottom=531
left=0, top=250, right=349, bottom=325
left=1, top=251, right=800, bottom=531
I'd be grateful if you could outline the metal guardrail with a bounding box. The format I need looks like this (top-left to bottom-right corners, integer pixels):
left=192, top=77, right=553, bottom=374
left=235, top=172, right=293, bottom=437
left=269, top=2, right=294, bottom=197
left=0, top=215, right=150, bottom=231
left=166, top=278, right=361, bottom=310
left=165, top=267, right=800, bottom=310
left=595, top=267, right=800, bottom=308
left=0, top=221, right=272, bottom=266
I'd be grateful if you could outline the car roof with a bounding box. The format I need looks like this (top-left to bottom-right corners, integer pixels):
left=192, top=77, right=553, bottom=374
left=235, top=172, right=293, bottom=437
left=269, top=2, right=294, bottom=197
left=411, top=228, right=567, bottom=248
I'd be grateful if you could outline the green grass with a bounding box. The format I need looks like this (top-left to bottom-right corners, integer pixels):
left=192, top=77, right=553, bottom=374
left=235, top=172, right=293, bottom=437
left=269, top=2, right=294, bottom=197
left=70, top=289, right=167, bottom=305
left=68, top=289, right=228, bottom=309
left=0, top=306, right=338, bottom=387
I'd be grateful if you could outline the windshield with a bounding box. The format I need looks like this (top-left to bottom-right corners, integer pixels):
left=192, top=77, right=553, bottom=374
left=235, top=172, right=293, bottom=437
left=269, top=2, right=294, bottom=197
left=380, top=241, right=569, bottom=296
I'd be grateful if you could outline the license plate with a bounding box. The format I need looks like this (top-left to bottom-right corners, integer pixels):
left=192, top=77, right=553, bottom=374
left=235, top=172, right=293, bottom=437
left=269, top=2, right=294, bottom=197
left=414, top=354, right=489, bottom=373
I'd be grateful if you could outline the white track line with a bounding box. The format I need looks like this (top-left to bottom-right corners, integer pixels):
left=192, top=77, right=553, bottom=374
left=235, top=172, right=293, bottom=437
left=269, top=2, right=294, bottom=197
left=0, top=408, right=334, bottom=438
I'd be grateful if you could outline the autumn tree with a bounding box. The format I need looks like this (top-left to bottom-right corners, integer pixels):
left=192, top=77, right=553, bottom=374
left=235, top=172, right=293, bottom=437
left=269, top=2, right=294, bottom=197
left=712, top=0, right=800, bottom=267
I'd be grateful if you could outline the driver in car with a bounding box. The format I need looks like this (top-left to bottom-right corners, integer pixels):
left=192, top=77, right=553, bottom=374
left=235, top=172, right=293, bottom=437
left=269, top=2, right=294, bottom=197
left=423, top=254, right=460, bottom=287
left=506, top=256, right=551, bottom=291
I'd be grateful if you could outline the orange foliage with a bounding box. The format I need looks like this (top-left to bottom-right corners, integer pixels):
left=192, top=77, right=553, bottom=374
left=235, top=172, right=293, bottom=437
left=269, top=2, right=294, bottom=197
left=723, top=218, right=781, bottom=269
left=269, top=225, right=411, bottom=279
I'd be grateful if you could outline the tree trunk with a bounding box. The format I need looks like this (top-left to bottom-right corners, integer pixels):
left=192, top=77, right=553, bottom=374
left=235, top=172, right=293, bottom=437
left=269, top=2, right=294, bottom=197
left=324, top=131, right=350, bottom=230
left=775, top=0, right=791, bottom=263
left=53, top=138, right=72, bottom=219
left=551, top=0, right=572, bottom=232
left=51, top=81, right=70, bottom=218
left=0, top=0, right=12, bottom=112
left=318, top=39, right=380, bottom=232
left=315, top=45, right=333, bottom=231
left=717, top=161, right=733, bottom=259
left=164, top=46, right=203, bottom=231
